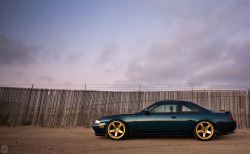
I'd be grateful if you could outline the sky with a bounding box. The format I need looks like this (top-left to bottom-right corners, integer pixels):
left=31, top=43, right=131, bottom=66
left=0, top=0, right=250, bottom=90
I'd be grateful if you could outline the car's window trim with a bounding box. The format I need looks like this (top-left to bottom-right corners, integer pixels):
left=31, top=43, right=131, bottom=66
left=148, top=102, right=180, bottom=113
left=139, top=101, right=205, bottom=114
left=180, top=102, right=202, bottom=113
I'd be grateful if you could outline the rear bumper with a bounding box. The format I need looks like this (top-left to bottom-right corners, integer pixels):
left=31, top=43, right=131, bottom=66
left=216, top=120, right=236, bottom=134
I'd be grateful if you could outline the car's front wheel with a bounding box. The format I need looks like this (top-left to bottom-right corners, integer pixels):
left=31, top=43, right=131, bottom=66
left=106, top=120, right=128, bottom=140
left=193, top=121, right=215, bottom=141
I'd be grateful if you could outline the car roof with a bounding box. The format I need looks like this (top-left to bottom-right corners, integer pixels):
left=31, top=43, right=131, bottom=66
left=155, top=100, right=211, bottom=112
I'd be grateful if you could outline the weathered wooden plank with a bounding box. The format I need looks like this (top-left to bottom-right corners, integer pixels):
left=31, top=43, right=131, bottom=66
left=0, top=87, right=249, bottom=129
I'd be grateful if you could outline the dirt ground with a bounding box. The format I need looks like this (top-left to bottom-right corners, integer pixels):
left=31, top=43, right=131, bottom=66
left=0, top=126, right=249, bottom=154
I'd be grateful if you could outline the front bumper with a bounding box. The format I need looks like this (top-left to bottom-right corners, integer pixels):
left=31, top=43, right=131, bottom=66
left=92, top=122, right=107, bottom=136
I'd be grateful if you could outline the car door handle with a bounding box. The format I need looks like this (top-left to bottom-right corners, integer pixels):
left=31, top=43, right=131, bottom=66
left=171, top=116, right=176, bottom=119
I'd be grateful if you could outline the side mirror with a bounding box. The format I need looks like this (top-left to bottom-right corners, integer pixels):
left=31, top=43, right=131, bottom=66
left=143, top=108, right=150, bottom=114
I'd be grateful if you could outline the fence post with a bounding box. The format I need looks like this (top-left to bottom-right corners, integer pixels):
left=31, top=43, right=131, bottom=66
left=191, top=84, right=194, bottom=102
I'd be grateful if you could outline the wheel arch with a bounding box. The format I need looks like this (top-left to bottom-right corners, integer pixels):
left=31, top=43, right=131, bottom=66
left=192, top=120, right=218, bottom=133
left=106, top=119, right=132, bottom=136
left=192, top=120, right=217, bottom=141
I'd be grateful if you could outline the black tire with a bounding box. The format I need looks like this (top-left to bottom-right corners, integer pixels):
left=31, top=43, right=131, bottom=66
left=106, top=120, right=128, bottom=140
left=193, top=121, right=215, bottom=141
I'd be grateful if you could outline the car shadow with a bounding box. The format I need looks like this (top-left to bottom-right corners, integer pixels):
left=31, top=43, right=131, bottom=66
left=96, top=134, right=236, bottom=141
left=128, top=135, right=194, bottom=140
left=96, top=135, right=195, bottom=141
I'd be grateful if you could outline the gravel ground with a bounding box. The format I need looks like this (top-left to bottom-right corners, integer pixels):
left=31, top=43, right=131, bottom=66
left=0, top=126, right=249, bottom=154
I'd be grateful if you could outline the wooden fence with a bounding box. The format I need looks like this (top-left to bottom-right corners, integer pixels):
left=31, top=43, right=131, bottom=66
left=0, top=87, right=249, bottom=129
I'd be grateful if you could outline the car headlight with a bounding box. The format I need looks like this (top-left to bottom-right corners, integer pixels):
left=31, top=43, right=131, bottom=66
left=95, top=120, right=100, bottom=124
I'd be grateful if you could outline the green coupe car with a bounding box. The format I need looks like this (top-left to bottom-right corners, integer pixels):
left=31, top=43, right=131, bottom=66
left=93, top=100, right=236, bottom=141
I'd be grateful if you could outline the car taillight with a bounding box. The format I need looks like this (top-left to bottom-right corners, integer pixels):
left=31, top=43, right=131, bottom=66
left=229, top=116, right=233, bottom=119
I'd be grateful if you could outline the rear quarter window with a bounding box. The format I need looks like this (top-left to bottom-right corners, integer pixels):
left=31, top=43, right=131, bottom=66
left=182, top=104, right=200, bottom=112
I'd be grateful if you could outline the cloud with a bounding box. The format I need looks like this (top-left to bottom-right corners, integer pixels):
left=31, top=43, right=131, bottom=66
left=67, top=53, right=84, bottom=63
left=97, top=44, right=118, bottom=64
left=0, top=33, right=39, bottom=65
left=124, top=1, right=250, bottom=85
left=95, top=43, right=121, bottom=73
left=36, top=76, right=54, bottom=82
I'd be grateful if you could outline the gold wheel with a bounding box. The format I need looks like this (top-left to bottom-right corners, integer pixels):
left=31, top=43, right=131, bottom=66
left=107, top=121, right=126, bottom=140
left=195, top=121, right=214, bottom=140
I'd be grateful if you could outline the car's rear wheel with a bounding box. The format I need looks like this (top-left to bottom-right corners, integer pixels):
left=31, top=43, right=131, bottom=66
left=106, top=120, right=128, bottom=140
left=193, top=121, right=215, bottom=141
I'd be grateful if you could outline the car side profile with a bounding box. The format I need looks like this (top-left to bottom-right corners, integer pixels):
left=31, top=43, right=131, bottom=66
left=93, top=100, right=236, bottom=141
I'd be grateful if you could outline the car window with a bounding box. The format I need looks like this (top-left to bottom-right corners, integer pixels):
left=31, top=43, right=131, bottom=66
left=182, top=104, right=199, bottom=112
left=149, top=103, right=178, bottom=113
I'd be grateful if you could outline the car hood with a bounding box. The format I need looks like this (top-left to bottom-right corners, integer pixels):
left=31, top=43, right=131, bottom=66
left=98, top=113, right=137, bottom=122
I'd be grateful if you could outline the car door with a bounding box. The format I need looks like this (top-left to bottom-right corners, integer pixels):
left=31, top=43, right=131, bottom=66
left=179, top=102, right=201, bottom=134
left=135, top=101, right=181, bottom=134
